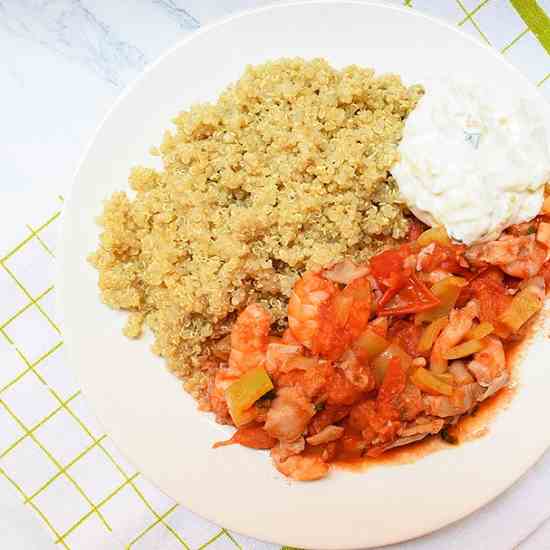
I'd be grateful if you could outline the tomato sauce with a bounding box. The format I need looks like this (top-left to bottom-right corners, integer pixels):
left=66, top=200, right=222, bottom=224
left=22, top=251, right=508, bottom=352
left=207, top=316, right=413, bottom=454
left=334, top=315, right=543, bottom=473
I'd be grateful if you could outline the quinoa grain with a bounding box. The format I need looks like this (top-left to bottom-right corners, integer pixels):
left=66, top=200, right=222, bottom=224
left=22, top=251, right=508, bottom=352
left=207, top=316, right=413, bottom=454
left=89, top=58, right=422, bottom=397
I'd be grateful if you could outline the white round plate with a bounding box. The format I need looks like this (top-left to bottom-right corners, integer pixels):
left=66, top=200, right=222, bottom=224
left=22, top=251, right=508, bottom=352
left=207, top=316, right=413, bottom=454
left=58, top=2, right=550, bottom=548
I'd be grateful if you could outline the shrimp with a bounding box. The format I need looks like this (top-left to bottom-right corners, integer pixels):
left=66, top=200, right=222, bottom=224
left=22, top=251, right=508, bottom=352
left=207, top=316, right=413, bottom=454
left=288, top=271, right=372, bottom=360
left=430, top=300, right=479, bottom=374
left=306, top=425, right=344, bottom=446
left=308, top=405, right=351, bottom=435
left=264, top=387, right=315, bottom=442
left=213, top=303, right=272, bottom=406
left=448, top=360, right=475, bottom=385
left=382, top=433, right=429, bottom=451
left=228, top=303, right=272, bottom=373
left=213, top=369, right=241, bottom=399
left=272, top=437, right=305, bottom=461
left=466, top=235, right=526, bottom=264
left=480, top=372, right=509, bottom=401
left=505, top=244, right=547, bottom=279
left=381, top=417, right=445, bottom=451
left=398, top=416, right=445, bottom=438
left=326, top=368, right=363, bottom=406
left=338, top=350, right=375, bottom=392
left=422, top=269, right=452, bottom=285
left=391, top=383, right=424, bottom=421
left=265, top=342, right=302, bottom=376
left=327, top=275, right=372, bottom=349
left=288, top=271, right=338, bottom=350
left=347, top=399, right=376, bottom=432
left=270, top=435, right=330, bottom=481
left=271, top=449, right=330, bottom=481
left=313, top=277, right=372, bottom=360
left=275, top=360, right=334, bottom=402
left=522, top=275, right=546, bottom=302
left=416, top=242, right=465, bottom=274
left=467, top=336, right=509, bottom=399
left=467, top=268, right=513, bottom=325
left=322, top=259, right=370, bottom=285
left=465, top=235, right=547, bottom=279
left=416, top=243, right=436, bottom=271
left=281, top=328, right=301, bottom=346
left=423, top=383, right=483, bottom=417
left=347, top=374, right=418, bottom=452
left=467, top=336, right=506, bottom=386
left=213, top=425, right=277, bottom=449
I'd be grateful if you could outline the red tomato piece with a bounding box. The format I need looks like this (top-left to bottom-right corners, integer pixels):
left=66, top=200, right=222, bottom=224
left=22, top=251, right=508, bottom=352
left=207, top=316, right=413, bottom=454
left=387, top=320, right=422, bottom=357
left=377, top=274, right=440, bottom=316
left=377, top=357, right=407, bottom=418
left=419, top=243, right=465, bottom=274
left=370, top=245, right=412, bottom=288
left=464, top=268, right=513, bottom=324
left=326, top=369, right=363, bottom=406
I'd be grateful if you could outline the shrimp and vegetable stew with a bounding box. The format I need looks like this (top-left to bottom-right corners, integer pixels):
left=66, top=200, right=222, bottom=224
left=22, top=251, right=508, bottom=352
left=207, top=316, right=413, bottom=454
left=90, top=58, right=550, bottom=482
left=207, top=211, right=550, bottom=481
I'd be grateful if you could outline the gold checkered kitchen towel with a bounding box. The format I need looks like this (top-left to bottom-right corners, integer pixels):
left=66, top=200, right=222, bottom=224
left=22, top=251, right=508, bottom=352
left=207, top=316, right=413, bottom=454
left=0, top=1, right=549, bottom=549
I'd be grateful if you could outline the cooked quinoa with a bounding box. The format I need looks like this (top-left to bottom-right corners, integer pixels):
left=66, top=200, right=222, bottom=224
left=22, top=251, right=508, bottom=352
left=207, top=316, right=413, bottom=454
left=89, top=58, right=423, bottom=397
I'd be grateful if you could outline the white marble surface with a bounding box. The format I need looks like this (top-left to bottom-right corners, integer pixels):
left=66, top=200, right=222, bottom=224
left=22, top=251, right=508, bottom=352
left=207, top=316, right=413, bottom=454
left=1, top=1, right=550, bottom=549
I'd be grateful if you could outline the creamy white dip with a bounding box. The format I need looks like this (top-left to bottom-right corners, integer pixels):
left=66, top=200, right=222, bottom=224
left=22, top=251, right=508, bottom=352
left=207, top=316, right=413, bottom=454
left=391, top=78, right=550, bottom=244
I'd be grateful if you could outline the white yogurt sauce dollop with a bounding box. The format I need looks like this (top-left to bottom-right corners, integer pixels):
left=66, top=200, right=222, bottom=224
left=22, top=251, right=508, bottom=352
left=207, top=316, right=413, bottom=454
left=391, top=78, right=550, bottom=244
